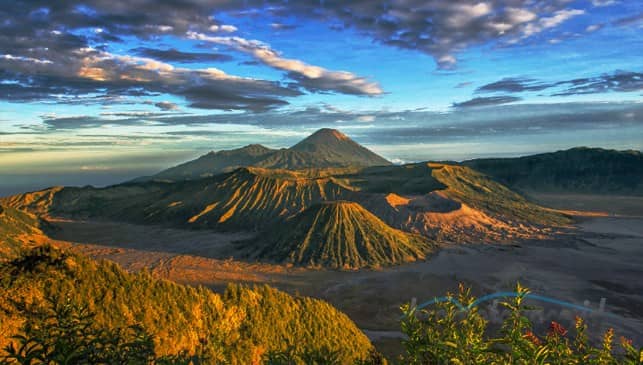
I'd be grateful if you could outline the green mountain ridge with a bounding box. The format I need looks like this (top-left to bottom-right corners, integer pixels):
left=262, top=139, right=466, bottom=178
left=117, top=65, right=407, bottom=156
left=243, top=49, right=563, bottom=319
left=463, top=147, right=643, bottom=195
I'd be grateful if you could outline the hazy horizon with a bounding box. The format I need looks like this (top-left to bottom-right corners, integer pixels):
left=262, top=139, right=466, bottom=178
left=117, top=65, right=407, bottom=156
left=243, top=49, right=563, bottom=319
left=1, top=131, right=641, bottom=197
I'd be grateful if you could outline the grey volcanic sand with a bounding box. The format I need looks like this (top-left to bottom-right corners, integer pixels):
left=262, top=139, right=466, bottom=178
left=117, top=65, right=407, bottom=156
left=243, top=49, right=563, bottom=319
left=51, top=214, right=643, bottom=344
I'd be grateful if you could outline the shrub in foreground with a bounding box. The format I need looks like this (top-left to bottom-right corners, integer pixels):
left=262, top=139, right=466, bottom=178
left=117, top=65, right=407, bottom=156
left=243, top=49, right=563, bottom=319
left=399, top=283, right=642, bottom=364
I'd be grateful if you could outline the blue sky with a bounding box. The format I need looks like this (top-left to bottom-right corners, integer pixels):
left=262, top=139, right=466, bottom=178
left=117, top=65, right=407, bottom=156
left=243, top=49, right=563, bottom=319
left=0, top=0, right=641, bottom=194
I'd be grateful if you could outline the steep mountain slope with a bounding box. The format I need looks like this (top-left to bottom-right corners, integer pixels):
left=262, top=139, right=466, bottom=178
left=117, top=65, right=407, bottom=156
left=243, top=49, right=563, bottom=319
left=243, top=201, right=433, bottom=269
left=0, top=204, right=53, bottom=259
left=141, top=128, right=391, bottom=181
left=138, top=144, right=276, bottom=182
left=2, top=168, right=357, bottom=231
left=143, top=168, right=356, bottom=230
left=285, top=128, right=391, bottom=168
left=3, top=163, right=570, bottom=249
left=0, top=186, right=63, bottom=217
left=0, top=246, right=375, bottom=363
left=361, top=163, right=570, bottom=242
left=463, top=147, right=643, bottom=195
left=430, top=163, right=569, bottom=226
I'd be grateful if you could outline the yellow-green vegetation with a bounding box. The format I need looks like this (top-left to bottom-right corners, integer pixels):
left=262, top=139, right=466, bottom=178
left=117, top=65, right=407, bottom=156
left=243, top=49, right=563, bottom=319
left=0, top=246, right=375, bottom=364
left=0, top=205, right=51, bottom=260
left=399, top=284, right=642, bottom=364
left=243, top=201, right=434, bottom=269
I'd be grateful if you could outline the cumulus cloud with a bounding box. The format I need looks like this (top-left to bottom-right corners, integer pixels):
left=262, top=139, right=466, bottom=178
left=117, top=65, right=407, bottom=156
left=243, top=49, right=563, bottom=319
left=0, top=0, right=599, bottom=84
left=254, top=1, right=590, bottom=69
left=1, top=0, right=396, bottom=110
left=0, top=0, right=629, bottom=112
left=187, top=32, right=383, bottom=96
left=520, top=9, right=585, bottom=39
left=0, top=45, right=300, bottom=111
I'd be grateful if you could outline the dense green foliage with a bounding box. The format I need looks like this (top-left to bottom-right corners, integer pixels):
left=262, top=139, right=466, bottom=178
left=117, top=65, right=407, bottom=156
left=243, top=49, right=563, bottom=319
left=0, top=297, right=198, bottom=364
left=2, top=247, right=640, bottom=364
left=0, top=205, right=49, bottom=260
left=464, top=147, right=643, bottom=195
left=0, top=247, right=374, bottom=364
left=399, top=284, right=642, bottom=364
left=242, top=201, right=433, bottom=269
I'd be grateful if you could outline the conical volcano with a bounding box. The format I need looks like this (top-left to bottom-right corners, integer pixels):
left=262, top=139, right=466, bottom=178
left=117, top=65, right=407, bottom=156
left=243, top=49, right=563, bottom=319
left=245, top=200, right=433, bottom=269
left=140, top=129, right=391, bottom=181
left=288, top=128, right=391, bottom=167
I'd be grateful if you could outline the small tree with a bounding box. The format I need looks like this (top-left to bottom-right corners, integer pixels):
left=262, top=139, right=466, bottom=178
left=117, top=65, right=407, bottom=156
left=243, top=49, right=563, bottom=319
left=399, top=283, right=643, bottom=364
left=0, top=295, right=201, bottom=364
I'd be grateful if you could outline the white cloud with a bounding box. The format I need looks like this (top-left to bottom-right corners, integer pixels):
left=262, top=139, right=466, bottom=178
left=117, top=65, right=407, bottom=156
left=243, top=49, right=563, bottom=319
left=591, top=0, right=618, bottom=7
left=446, top=3, right=492, bottom=27
left=187, top=32, right=383, bottom=96
left=208, top=24, right=238, bottom=33
left=1, top=54, right=53, bottom=64
left=585, top=24, right=603, bottom=32
left=522, top=9, right=585, bottom=38
left=357, top=115, right=375, bottom=122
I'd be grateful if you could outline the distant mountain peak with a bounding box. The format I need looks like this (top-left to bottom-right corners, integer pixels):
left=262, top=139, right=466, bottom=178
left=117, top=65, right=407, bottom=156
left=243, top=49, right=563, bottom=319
left=293, top=128, right=350, bottom=148
left=139, top=128, right=390, bottom=182
left=239, top=143, right=273, bottom=153
left=311, top=128, right=349, bottom=140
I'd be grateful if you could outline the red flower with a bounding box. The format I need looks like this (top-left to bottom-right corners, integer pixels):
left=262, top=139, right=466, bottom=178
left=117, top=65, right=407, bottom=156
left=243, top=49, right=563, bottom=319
left=620, top=336, right=633, bottom=347
left=523, top=331, right=542, bottom=346
left=548, top=321, right=568, bottom=337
